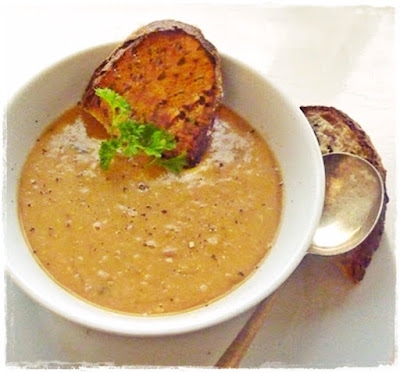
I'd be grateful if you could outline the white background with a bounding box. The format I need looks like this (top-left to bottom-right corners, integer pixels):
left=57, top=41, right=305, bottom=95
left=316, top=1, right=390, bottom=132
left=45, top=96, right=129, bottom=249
left=1, top=0, right=398, bottom=368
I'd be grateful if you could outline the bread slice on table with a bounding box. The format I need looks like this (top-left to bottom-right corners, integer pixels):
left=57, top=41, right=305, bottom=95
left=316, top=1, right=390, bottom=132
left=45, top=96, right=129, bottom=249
left=301, top=106, right=389, bottom=283
left=81, top=20, right=223, bottom=167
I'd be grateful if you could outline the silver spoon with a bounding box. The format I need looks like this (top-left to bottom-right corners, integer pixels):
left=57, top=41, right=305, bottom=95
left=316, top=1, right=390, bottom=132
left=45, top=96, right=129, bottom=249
left=216, top=151, right=385, bottom=368
left=309, top=152, right=384, bottom=256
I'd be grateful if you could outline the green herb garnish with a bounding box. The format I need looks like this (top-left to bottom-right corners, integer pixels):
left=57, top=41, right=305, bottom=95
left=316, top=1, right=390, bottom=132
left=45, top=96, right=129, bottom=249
left=149, top=152, right=188, bottom=174
left=95, top=88, right=187, bottom=173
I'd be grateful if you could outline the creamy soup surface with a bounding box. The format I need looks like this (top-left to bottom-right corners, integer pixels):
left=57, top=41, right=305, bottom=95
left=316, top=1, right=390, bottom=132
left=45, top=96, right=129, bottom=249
left=18, top=105, right=283, bottom=315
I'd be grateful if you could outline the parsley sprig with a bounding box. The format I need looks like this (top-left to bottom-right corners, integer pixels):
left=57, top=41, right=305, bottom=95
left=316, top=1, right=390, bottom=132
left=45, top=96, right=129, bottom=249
left=95, top=88, right=187, bottom=173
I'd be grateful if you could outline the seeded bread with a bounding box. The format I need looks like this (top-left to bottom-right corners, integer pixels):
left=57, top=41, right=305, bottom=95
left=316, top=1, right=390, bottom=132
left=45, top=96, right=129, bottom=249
left=81, top=20, right=223, bottom=167
left=301, top=106, right=388, bottom=283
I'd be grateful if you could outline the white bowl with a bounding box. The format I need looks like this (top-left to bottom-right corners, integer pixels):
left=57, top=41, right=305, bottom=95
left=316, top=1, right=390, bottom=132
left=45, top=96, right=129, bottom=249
left=5, top=43, right=325, bottom=336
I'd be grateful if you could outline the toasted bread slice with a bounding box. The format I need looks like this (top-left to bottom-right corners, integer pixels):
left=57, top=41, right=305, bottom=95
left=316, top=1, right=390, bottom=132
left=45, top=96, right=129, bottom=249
left=81, top=20, right=223, bottom=167
left=301, top=106, right=388, bottom=283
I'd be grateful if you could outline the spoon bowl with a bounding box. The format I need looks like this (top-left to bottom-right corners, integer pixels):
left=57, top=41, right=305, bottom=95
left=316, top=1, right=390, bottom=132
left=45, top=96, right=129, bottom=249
left=309, top=152, right=384, bottom=256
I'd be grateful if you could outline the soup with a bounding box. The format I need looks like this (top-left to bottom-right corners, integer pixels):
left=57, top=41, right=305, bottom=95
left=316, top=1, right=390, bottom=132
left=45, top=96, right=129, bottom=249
left=18, top=105, right=283, bottom=315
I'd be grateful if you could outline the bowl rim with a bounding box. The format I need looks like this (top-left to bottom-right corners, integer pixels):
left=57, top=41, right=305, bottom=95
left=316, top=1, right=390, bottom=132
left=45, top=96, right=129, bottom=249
left=5, top=42, right=325, bottom=336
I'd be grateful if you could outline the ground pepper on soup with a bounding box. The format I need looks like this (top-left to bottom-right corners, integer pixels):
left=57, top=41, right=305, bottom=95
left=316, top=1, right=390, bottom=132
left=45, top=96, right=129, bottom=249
left=18, top=105, right=283, bottom=315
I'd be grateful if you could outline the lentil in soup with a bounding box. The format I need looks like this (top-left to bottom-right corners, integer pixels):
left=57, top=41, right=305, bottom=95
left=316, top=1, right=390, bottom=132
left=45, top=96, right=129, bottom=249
left=18, top=105, right=282, bottom=314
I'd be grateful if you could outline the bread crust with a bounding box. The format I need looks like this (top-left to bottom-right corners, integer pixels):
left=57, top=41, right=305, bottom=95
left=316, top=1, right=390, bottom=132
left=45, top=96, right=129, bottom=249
left=301, top=106, right=388, bottom=282
left=81, top=20, right=223, bottom=167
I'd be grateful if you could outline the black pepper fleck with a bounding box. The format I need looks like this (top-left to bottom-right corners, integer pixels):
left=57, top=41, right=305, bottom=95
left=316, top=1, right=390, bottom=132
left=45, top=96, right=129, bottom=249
left=138, top=182, right=149, bottom=191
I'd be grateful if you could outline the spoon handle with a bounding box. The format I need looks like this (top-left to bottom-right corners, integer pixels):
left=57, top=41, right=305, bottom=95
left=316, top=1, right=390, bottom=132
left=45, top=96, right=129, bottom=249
left=215, top=290, right=279, bottom=368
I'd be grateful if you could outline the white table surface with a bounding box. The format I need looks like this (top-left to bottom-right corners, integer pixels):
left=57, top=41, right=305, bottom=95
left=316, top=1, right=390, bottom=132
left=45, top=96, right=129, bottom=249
left=2, top=0, right=397, bottom=368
